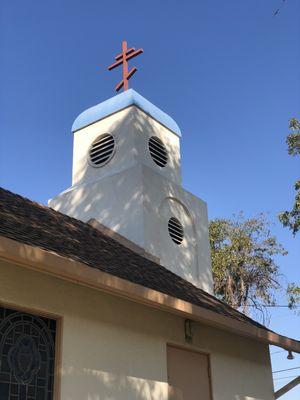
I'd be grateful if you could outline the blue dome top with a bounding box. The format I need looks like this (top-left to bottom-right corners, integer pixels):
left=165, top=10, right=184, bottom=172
left=71, top=89, right=181, bottom=137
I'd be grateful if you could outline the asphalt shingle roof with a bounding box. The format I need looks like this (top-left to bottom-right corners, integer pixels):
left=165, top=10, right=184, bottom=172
left=0, top=186, right=270, bottom=331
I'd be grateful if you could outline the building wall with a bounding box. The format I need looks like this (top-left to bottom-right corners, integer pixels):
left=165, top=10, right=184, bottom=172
left=70, top=106, right=182, bottom=187
left=49, top=105, right=213, bottom=291
left=0, top=260, right=275, bottom=400
left=49, top=163, right=213, bottom=292
left=142, top=166, right=213, bottom=291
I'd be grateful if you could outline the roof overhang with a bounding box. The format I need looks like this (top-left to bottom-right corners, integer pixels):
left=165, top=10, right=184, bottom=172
left=71, top=89, right=181, bottom=136
left=0, top=234, right=299, bottom=353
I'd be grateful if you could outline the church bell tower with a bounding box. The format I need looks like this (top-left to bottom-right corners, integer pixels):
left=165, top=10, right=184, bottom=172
left=49, top=43, right=213, bottom=293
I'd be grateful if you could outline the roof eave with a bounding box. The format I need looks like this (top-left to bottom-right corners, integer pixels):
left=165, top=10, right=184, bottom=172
left=0, top=234, right=299, bottom=353
left=71, top=89, right=182, bottom=137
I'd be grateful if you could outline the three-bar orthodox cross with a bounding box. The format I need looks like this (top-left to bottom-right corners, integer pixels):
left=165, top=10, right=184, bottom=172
left=108, top=40, right=143, bottom=92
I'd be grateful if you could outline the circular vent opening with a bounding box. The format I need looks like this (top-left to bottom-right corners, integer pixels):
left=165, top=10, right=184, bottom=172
left=89, top=134, right=115, bottom=167
left=149, top=136, right=168, bottom=167
left=168, top=217, right=184, bottom=245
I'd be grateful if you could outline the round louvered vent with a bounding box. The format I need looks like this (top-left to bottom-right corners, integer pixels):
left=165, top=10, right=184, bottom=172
left=89, top=134, right=115, bottom=167
left=168, top=217, right=184, bottom=245
left=148, top=136, right=168, bottom=167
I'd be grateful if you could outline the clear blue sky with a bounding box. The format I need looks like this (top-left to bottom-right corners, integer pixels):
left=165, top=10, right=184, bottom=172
left=1, top=0, right=299, bottom=397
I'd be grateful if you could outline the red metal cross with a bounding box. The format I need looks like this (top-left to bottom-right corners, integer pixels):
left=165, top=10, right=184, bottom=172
left=108, top=40, right=143, bottom=92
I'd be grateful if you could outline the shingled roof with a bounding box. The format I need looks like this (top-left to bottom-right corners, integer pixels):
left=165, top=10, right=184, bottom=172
left=0, top=186, right=275, bottom=333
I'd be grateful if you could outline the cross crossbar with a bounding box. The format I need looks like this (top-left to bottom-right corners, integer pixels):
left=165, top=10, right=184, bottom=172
left=108, top=40, right=143, bottom=92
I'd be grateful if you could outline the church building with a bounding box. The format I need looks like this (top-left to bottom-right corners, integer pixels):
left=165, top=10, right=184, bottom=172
left=0, top=81, right=299, bottom=398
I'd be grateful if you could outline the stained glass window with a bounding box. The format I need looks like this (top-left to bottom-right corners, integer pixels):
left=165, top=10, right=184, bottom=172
left=0, top=306, right=56, bottom=400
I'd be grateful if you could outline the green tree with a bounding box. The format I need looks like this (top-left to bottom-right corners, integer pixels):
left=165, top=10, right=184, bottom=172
left=287, top=283, right=300, bottom=311
left=278, top=118, right=300, bottom=311
left=209, top=213, right=287, bottom=317
left=278, top=118, right=300, bottom=236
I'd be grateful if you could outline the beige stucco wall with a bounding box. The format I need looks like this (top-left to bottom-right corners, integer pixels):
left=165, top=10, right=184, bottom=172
left=71, top=106, right=182, bottom=187
left=48, top=105, right=213, bottom=292
left=0, top=260, right=275, bottom=400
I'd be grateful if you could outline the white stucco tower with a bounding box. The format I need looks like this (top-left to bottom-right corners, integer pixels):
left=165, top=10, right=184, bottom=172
left=49, top=90, right=213, bottom=293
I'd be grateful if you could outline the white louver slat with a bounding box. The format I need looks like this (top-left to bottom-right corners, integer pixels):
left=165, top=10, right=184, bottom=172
left=168, top=217, right=184, bottom=245
left=89, top=134, right=115, bottom=167
left=148, top=137, right=168, bottom=167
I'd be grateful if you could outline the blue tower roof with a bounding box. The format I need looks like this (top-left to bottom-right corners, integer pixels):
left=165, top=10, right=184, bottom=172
left=71, top=89, right=181, bottom=137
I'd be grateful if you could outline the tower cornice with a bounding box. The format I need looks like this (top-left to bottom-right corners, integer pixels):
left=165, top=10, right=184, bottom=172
left=72, top=89, right=181, bottom=137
